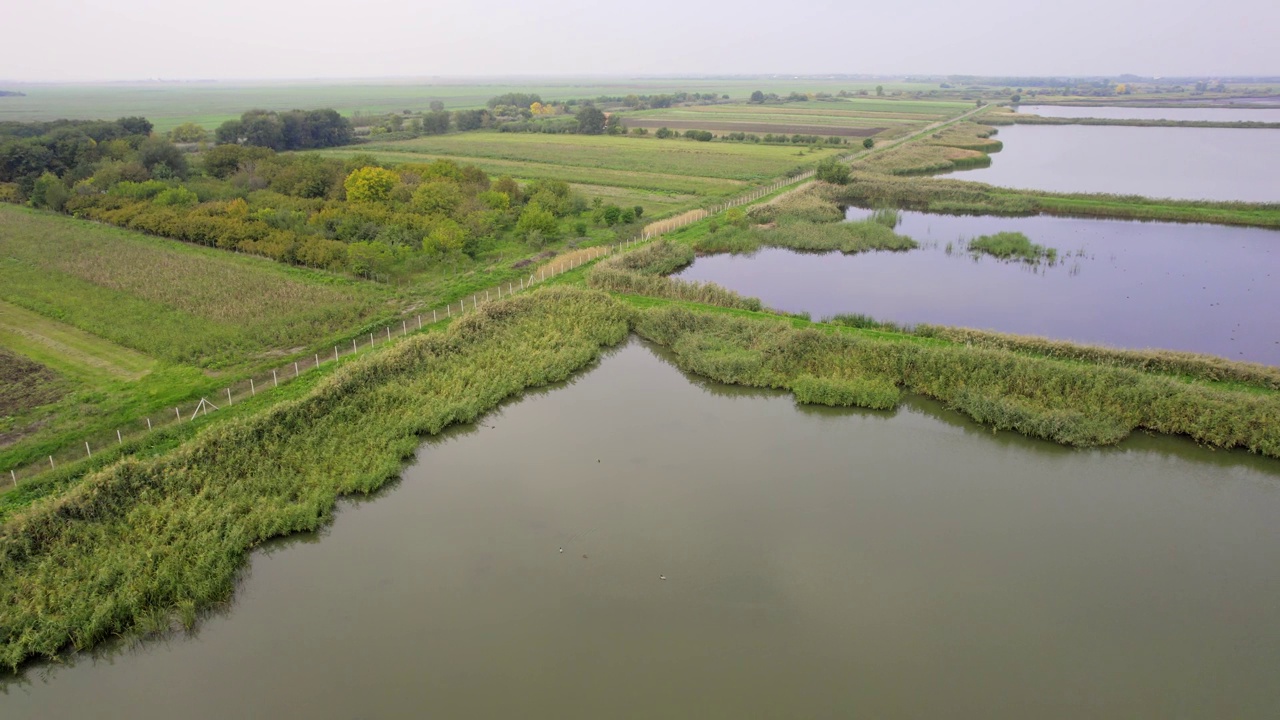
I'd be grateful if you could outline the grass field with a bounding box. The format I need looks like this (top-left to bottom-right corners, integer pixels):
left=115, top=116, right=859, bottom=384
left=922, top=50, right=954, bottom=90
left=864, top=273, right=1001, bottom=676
left=337, top=133, right=838, bottom=180
left=312, top=148, right=747, bottom=197
left=0, top=205, right=397, bottom=368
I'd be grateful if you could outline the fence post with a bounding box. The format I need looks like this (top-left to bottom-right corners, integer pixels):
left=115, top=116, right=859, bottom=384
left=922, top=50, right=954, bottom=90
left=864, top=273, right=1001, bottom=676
left=294, top=361, right=299, bottom=377
left=147, top=417, right=152, bottom=431
left=176, top=407, right=182, bottom=421
left=226, top=388, right=233, bottom=406
left=9, top=469, right=14, bottom=487
left=433, top=309, right=437, bottom=323
left=402, top=320, right=407, bottom=335
left=250, top=379, right=256, bottom=397
left=334, top=346, right=339, bottom=363
left=386, top=327, right=391, bottom=342
left=370, top=332, right=374, bottom=348
left=315, top=353, right=320, bottom=368
left=418, top=315, right=422, bottom=329
left=273, top=370, right=279, bottom=388
left=49, top=456, right=55, bottom=469
left=117, top=429, right=123, bottom=444
left=85, top=442, right=91, bottom=458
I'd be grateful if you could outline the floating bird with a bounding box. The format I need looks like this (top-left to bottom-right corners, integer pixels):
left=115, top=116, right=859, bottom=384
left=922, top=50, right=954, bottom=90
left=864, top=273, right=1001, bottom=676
left=659, top=575, right=667, bottom=581
left=559, top=547, right=564, bottom=553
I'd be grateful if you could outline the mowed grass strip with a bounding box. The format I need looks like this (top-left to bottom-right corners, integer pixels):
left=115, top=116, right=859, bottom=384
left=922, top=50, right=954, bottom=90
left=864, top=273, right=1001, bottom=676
left=345, top=132, right=838, bottom=181
left=313, top=148, right=746, bottom=197
left=0, top=301, right=154, bottom=383
left=0, top=206, right=395, bottom=368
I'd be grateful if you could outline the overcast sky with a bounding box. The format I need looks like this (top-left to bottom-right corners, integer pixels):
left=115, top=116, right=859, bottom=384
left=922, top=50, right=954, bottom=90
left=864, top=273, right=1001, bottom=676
left=2, top=0, right=1275, bottom=82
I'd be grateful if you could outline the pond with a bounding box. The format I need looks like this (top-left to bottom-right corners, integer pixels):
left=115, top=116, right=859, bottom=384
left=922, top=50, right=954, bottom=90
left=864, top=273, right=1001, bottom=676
left=1015, top=104, right=1280, bottom=122
left=5, top=339, right=1280, bottom=718
left=946, top=124, right=1280, bottom=202
left=676, top=210, right=1280, bottom=365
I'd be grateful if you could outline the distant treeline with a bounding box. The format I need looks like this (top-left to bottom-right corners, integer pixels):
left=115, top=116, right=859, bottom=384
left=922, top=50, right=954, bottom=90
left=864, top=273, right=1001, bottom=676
left=0, top=90, right=25, bottom=97
left=214, top=109, right=353, bottom=151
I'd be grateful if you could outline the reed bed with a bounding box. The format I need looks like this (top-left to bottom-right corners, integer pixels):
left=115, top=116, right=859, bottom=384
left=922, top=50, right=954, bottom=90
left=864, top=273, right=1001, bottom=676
left=967, top=232, right=1058, bottom=263
left=0, top=286, right=630, bottom=670
left=634, top=305, right=1280, bottom=453
left=913, top=325, right=1280, bottom=390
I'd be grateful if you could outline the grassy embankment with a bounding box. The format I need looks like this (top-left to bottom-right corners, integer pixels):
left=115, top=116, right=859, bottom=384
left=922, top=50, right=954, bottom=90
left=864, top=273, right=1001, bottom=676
left=4, top=284, right=1278, bottom=671
left=850, top=121, right=1003, bottom=175
left=834, top=172, right=1280, bottom=228
left=690, top=190, right=915, bottom=256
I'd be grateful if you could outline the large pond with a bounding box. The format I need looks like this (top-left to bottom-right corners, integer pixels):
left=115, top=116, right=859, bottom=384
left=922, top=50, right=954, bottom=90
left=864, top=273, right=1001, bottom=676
left=1016, top=104, right=1280, bottom=122
left=677, top=210, right=1280, bottom=365
left=947, top=124, right=1280, bottom=202
left=5, top=339, right=1280, bottom=718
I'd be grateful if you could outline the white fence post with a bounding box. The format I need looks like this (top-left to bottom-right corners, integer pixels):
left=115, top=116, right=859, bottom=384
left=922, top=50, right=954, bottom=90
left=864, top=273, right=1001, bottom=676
left=273, top=370, right=279, bottom=388
left=147, top=417, right=152, bottom=431
left=294, top=362, right=299, bottom=377
left=226, top=388, right=233, bottom=406
left=117, top=429, right=122, bottom=444
left=250, top=379, right=256, bottom=396
left=85, top=442, right=91, bottom=458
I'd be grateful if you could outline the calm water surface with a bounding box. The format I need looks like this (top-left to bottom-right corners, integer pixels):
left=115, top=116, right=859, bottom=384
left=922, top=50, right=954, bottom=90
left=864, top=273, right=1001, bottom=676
left=5, top=340, right=1280, bottom=718
left=1017, top=105, right=1280, bottom=122
left=677, top=210, right=1280, bottom=364
left=948, top=124, right=1280, bottom=202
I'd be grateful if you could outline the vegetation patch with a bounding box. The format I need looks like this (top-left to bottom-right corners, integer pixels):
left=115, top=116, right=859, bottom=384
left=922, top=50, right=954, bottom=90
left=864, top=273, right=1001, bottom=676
left=967, top=231, right=1057, bottom=263
left=792, top=373, right=900, bottom=409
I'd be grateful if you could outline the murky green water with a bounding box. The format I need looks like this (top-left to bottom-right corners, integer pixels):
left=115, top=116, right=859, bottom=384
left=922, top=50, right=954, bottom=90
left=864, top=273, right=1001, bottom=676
left=6, top=339, right=1280, bottom=718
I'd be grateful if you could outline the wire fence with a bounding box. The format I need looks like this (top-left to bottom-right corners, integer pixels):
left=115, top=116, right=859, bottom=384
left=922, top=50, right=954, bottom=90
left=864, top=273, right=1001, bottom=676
left=3, top=166, right=826, bottom=490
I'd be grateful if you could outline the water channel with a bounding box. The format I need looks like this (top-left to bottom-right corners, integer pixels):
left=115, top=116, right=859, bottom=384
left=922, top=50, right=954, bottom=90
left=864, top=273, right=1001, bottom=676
left=947, top=124, right=1280, bottom=202
left=5, top=339, right=1280, bottom=718
left=677, top=210, right=1280, bottom=365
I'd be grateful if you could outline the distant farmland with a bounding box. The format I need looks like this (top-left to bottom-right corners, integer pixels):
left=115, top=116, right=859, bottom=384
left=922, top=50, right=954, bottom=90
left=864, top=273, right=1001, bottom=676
left=613, top=99, right=972, bottom=138
left=618, top=118, right=882, bottom=137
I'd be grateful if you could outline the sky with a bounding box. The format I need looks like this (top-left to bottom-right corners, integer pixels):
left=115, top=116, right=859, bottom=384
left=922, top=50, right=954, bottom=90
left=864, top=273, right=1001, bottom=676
left=2, top=0, right=1276, bottom=82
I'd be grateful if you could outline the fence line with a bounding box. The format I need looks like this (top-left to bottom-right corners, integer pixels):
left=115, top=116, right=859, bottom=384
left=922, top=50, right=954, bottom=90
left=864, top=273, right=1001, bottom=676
left=3, top=166, right=823, bottom=489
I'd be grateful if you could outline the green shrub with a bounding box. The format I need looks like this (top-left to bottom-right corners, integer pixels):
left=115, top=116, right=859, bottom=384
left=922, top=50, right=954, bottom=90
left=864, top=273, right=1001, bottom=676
left=793, top=374, right=900, bottom=409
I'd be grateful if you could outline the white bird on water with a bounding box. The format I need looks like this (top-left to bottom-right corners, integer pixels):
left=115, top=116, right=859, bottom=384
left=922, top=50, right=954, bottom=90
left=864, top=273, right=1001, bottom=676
left=659, top=575, right=667, bottom=581
left=559, top=547, right=564, bottom=553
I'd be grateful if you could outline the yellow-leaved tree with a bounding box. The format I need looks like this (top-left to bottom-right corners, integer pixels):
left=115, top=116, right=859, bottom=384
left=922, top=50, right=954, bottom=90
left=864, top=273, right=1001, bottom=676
left=343, top=166, right=400, bottom=204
